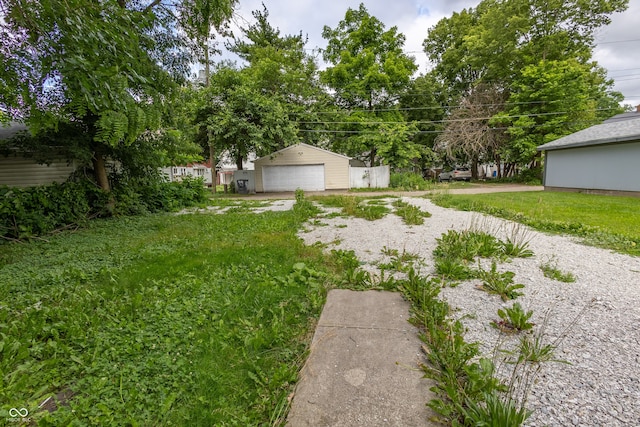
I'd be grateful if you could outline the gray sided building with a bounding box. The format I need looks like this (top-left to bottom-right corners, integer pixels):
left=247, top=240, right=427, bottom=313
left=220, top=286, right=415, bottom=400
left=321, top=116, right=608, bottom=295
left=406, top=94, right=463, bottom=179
left=537, top=107, right=640, bottom=197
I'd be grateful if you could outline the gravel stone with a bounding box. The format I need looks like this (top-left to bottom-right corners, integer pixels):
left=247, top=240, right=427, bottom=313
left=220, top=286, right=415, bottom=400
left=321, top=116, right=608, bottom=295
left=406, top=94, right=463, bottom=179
left=297, top=197, right=640, bottom=427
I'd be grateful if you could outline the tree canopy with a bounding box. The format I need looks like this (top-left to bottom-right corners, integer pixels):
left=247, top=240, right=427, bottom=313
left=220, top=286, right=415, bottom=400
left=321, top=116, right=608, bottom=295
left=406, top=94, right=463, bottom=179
left=320, top=3, right=419, bottom=167
left=0, top=0, right=630, bottom=192
left=0, top=0, right=236, bottom=192
left=423, top=0, right=627, bottom=172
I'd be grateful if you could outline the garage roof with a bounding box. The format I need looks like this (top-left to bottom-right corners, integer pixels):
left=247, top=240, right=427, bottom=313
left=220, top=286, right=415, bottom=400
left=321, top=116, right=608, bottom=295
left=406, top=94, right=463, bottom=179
left=537, top=117, right=640, bottom=151
left=254, top=143, right=351, bottom=163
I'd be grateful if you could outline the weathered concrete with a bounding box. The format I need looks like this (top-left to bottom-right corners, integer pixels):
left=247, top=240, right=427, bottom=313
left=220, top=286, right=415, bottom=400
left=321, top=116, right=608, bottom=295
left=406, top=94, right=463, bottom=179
left=287, top=289, right=438, bottom=426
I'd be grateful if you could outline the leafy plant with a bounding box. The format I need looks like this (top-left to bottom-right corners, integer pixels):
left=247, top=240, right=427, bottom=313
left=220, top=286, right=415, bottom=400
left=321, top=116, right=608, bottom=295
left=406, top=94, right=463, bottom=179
left=540, top=259, right=576, bottom=283
left=378, top=246, right=421, bottom=272
left=390, top=172, right=433, bottom=190
left=435, top=258, right=476, bottom=281
left=477, top=261, right=525, bottom=301
left=393, top=200, right=431, bottom=225
left=493, top=302, right=534, bottom=333
left=502, top=223, right=534, bottom=258
left=502, top=239, right=534, bottom=258
left=293, top=189, right=321, bottom=220
left=434, top=229, right=503, bottom=263
left=461, top=392, right=532, bottom=427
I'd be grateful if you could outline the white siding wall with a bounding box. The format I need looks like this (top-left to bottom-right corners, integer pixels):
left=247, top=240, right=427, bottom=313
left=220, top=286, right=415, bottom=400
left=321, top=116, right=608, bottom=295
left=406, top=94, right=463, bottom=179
left=0, top=156, right=75, bottom=187
left=544, top=141, right=640, bottom=192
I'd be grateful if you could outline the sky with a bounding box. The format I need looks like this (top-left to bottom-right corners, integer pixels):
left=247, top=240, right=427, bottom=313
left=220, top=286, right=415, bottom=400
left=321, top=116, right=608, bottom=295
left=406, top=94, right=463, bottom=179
left=219, top=0, right=640, bottom=108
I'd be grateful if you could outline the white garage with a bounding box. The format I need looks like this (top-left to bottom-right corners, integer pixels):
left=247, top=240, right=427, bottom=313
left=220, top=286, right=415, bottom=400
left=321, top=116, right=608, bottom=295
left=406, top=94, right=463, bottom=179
left=253, top=143, right=351, bottom=193
left=262, top=164, right=325, bottom=192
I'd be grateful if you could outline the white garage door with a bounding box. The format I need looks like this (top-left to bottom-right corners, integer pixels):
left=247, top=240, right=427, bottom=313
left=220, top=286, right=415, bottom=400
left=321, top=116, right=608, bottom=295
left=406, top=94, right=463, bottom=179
left=262, top=165, right=325, bottom=192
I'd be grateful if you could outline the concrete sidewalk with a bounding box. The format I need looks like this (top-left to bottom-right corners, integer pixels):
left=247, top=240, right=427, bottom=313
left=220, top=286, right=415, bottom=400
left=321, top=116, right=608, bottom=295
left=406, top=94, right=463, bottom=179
left=287, top=289, right=438, bottom=426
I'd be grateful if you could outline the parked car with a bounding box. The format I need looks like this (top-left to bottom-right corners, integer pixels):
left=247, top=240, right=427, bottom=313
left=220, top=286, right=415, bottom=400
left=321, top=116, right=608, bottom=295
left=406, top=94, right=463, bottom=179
left=438, top=167, right=472, bottom=182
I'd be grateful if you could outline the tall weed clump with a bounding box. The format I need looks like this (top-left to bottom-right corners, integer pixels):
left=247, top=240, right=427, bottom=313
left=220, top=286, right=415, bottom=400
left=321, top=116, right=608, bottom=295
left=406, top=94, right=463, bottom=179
left=400, top=268, right=532, bottom=426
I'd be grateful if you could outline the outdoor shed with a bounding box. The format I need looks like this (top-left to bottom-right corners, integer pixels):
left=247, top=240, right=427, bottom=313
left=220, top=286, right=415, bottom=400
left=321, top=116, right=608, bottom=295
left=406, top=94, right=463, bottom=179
left=537, top=113, right=640, bottom=197
left=253, top=143, right=351, bottom=192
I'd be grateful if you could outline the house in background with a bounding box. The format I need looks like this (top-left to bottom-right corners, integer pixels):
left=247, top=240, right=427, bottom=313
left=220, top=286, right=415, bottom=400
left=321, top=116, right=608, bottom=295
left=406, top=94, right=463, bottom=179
left=0, top=123, right=76, bottom=187
left=162, top=163, right=213, bottom=186
left=162, top=154, right=256, bottom=188
left=537, top=106, right=640, bottom=197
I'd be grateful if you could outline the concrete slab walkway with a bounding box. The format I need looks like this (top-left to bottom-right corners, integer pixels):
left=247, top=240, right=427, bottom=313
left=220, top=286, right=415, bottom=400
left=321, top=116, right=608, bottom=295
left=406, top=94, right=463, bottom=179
left=287, top=289, right=438, bottom=426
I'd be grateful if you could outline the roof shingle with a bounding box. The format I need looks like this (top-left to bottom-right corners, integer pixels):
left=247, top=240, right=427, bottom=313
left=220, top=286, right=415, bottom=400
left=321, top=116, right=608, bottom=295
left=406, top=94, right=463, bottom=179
left=537, top=117, right=640, bottom=151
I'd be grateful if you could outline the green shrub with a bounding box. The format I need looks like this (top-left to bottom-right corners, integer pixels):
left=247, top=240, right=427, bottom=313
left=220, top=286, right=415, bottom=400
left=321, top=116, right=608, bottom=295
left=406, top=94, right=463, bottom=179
left=390, top=172, right=432, bottom=191
left=112, top=175, right=208, bottom=215
left=0, top=180, right=104, bottom=240
left=1, top=176, right=208, bottom=242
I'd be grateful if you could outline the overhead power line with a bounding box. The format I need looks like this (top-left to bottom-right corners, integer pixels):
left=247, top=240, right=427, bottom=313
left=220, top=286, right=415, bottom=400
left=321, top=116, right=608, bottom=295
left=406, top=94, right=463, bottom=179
left=597, top=38, right=640, bottom=44
left=296, top=117, right=610, bottom=135
left=291, top=101, right=621, bottom=116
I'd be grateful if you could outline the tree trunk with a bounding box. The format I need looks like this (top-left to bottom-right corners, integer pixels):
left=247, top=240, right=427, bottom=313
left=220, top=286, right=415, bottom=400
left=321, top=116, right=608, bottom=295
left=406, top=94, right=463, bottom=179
left=92, top=151, right=110, bottom=192
left=92, top=149, right=115, bottom=213
left=209, top=139, right=216, bottom=193
left=236, top=154, right=243, bottom=170
left=204, top=39, right=210, bottom=87
left=369, top=146, right=377, bottom=167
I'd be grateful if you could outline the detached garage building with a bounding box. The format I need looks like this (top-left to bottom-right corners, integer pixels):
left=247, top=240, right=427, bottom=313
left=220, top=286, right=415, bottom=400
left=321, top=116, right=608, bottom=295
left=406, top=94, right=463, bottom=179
left=253, top=143, right=350, bottom=192
left=537, top=112, right=640, bottom=197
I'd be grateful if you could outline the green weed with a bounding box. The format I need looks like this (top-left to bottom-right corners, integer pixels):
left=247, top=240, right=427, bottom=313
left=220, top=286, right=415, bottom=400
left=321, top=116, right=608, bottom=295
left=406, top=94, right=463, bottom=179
left=540, top=259, right=576, bottom=283
left=378, top=246, right=422, bottom=272
left=493, top=302, right=535, bottom=333
left=392, top=200, right=431, bottom=225
left=477, top=261, right=525, bottom=301
left=312, top=195, right=389, bottom=220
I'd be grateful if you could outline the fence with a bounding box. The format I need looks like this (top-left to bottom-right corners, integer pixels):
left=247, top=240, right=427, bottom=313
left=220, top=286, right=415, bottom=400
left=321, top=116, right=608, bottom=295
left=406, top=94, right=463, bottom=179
left=350, top=165, right=390, bottom=189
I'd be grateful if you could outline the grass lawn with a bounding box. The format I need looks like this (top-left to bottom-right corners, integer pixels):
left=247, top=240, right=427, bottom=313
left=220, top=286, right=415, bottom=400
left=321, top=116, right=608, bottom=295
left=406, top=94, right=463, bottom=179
left=0, top=203, right=336, bottom=425
left=430, top=191, right=640, bottom=256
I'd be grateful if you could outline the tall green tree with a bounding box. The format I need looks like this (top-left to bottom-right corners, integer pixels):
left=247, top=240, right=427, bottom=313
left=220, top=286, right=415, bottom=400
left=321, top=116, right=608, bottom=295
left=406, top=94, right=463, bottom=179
left=493, top=59, right=624, bottom=165
left=190, top=4, right=327, bottom=168
left=179, top=0, right=237, bottom=191
left=0, top=0, right=235, bottom=193
left=321, top=3, right=417, bottom=166
left=423, top=0, right=627, bottom=170
left=228, top=4, right=328, bottom=147
left=398, top=73, right=447, bottom=173
left=195, top=65, right=298, bottom=169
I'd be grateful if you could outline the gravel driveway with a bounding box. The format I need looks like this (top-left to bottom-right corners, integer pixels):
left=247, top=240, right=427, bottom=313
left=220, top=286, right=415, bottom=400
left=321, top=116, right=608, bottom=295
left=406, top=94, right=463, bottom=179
left=297, top=196, right=640, bottom=427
